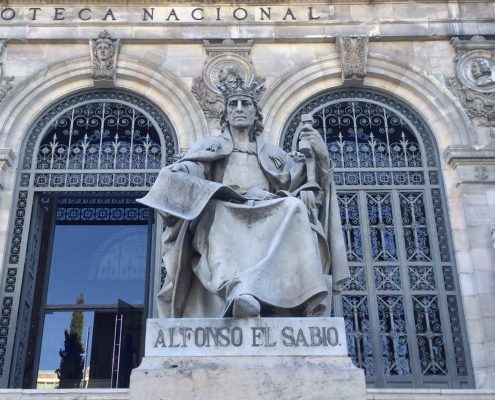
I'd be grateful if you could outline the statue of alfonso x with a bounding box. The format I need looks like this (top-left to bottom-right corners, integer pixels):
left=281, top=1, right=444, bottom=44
left=138, top=76, right=349, bottom=319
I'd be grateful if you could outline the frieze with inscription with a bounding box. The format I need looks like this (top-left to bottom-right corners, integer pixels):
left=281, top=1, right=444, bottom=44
left=0, top=6, right=334, bottom=23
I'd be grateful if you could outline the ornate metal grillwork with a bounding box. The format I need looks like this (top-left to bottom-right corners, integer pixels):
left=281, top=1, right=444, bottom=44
left=55, top=197, right=149, bottom=224
left=282, top=89, right=472, bottom=388
left=0, top=90, right=176, bottom=386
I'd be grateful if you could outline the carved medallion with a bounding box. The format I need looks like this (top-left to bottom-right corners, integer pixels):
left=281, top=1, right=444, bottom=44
left=192, top=40, right=264, bottom=129
left=457, top=50, right=495, bottom=93
left=446, top=36, right=495, bottom=130
left=204, top=53, right=254, bottom=94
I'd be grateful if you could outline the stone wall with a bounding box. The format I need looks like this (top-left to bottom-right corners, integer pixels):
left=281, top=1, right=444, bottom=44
left=0, top=0, right=493, bottom=393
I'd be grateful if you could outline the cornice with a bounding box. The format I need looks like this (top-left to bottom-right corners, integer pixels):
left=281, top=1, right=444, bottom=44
left=0, top=0, right=491, bottom=4
left=444, top=145, right=495, bottom=167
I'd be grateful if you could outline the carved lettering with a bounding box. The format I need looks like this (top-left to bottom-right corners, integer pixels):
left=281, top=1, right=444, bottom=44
left=308, top=7, right=320, bottom=20
left=260, top=7, right=271, bottom=20
left=179, top=327, right=193, bottom=347
left=0, top=8, right=15, bottom=20
left=78, top=8, right=91, bottom=21
left=283, top=8, right=296, bottom=20
left=53, top=7, right=65, bottom=20
left=143, top=8, right=154, bottom=21
left=281, top=327, right=296, bottom=346
left=326, top=327, right=339, bottom=346
left=150, top=321, right=343, bottom=354
left=102, top=8, right=116, bottom=21
left=191, top=8, right=204, bottom=20
left=29, top=8, right=41, bottom=20
left=231, top=327, right=243, bottom=346
left=154, top=329, right=166, bottom=348
left=233, top=8, right=248, bottom=20
left=166, top=9, right=180, bottom=21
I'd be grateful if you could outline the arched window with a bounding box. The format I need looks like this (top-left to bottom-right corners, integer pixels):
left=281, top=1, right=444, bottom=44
left=0, top=91, right=176, bottom=388
left=282, top=89, right=474, bottom=388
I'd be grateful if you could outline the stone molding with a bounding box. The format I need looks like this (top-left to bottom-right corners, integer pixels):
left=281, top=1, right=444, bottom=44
left=262, top=53, right=473, bottom=149
left=445, top=36, right=495, bottom=130
left=444, top=145, right=495, bottom=167
left=444, top=144, right=495, bottom=183
left=337, top=36, right=369, bottom=86
left=0, top=388, right=494, bottom=400
left=0, top=54, right=206, bottom=155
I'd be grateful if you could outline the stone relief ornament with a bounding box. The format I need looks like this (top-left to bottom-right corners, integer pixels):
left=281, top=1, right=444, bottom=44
left=90, top=30, right=120, bottom=83
left=192, top=39, right=264, bottom=129
left=446, top=36, right=495, bottom=130
left=0, top=40, right=14, bottom=103
left=337, top=36, right=369, bottom=85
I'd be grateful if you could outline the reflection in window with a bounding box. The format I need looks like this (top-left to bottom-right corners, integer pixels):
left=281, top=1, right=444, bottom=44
left=47, top=225, right=147, bottom=306
left=26, top=195, right=152, bottom=389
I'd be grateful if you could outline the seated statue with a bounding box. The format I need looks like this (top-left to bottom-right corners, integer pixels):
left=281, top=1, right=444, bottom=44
left=138, top=76, right=349, bottom=319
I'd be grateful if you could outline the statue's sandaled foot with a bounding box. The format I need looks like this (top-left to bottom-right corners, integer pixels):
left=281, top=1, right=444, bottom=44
left=233, top=294, right=261, bottom=318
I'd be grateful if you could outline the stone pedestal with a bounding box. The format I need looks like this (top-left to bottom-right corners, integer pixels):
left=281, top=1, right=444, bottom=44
left=129, top=318, right=366, bottom=400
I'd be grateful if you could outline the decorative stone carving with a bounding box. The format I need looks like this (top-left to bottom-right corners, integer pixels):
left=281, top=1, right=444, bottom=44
left=192, top=39, right=264, bottom=130
left=337, top=36, right=369, bottom=85
left=0, top=40, right=14, bottom=103
left=0, top=148, right=14, bottom=190
left=446, top=36, right=495, bottom=131
left=90, top=30, right=120, bottom=83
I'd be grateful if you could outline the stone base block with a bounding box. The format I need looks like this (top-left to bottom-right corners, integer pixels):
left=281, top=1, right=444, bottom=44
left=129, top=355, right=366, bottom=400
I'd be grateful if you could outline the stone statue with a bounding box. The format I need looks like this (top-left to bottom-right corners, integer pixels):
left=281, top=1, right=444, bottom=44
left=138, top=76, right=349, bottom=319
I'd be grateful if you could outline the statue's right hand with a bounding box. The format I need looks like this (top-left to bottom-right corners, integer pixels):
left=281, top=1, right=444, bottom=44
left=171, top=163, right=189, bottom=173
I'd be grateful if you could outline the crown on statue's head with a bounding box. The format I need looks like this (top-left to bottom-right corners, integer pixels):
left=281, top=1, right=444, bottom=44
left=218, top=75, right=264, bottom=102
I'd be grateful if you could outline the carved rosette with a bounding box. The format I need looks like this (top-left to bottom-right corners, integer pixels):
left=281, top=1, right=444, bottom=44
left=90, top=30, right=120, bottom=84
left=337, top=36, right=369, bottom=85
left=192, top=39, right=265, bottom=129
left=0, top=40, right=14, bottom=103
left=446, top=36, right=495, bottom=129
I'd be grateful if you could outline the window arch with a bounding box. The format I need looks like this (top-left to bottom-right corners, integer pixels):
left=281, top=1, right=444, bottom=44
left=0, top=90, right=177, bottom=388
left=282, top=89, right=473, bottom=388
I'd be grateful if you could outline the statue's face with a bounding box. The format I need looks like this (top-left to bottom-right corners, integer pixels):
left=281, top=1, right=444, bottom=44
left=96, top=42, right=112, bottom=61
left=226, top=95, right=256, bottom=130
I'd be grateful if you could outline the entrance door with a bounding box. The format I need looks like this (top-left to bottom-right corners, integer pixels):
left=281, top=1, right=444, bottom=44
left=22, top=194, right=153, bottom=389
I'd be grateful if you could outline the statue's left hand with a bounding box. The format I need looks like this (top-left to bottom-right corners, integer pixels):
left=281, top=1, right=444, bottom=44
left=298, top=126, right=328, bottom=164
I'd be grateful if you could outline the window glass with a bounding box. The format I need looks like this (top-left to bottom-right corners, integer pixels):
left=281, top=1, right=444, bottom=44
left=47, top=225, right=147, bottom=306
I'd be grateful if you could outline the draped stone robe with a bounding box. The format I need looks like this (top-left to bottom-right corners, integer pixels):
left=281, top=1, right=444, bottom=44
left=138, top=132, right=349, bottom=318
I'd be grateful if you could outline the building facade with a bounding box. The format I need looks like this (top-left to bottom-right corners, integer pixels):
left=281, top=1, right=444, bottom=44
left=0, top=1, right=494, bottom=399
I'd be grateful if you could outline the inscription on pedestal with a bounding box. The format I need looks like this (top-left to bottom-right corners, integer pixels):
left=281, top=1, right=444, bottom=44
left=146, top=317, right=347, bottom=357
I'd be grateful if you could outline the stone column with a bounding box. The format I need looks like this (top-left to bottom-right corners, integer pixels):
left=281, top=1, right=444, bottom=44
left=445, top=145, right=495, bottom=388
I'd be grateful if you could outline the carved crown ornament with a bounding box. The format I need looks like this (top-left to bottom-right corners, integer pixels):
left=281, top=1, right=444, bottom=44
left=445, top=36, right=495, bottom=132
left=192, top=39, right=265, bottom=130
left=0, top=40, right=14, bottom=104
left=337, top=36, right=369, bottom=86
left=89, top=30, right=120, bottom=84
